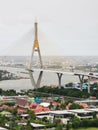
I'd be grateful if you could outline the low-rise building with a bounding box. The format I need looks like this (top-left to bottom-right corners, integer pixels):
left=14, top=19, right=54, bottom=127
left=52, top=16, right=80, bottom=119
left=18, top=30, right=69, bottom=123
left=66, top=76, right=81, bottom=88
left=48, top=110, right=74, bottom=124
left=68, top=109, right=93, bottom=119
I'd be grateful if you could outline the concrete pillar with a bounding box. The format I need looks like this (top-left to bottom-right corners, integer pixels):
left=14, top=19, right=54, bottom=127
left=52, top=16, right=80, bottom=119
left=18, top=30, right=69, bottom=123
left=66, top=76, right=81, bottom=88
left=88, top=77, right=91, bottom=94
left=29, top=70, right=43, bottom=89
left=36, top=71, right=43, bottom=89
left=78, top=75, right=84, bottom=91
left=57, top=73, right=63, bottom=89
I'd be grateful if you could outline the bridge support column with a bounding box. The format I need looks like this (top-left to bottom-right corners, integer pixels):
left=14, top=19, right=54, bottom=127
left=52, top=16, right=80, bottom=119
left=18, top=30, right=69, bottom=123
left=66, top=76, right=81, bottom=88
left=29, top=70, right=43, bottom=89
left=57, top=73, right=63, bottom=89
left=88, top=77, right=91, bottom=94
left=78, top=75, right=84, bottom=91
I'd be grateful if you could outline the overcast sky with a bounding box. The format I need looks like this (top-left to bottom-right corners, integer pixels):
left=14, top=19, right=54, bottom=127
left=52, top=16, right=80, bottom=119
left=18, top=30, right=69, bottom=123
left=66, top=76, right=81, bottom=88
left=0, top=0, right=98, bottom=56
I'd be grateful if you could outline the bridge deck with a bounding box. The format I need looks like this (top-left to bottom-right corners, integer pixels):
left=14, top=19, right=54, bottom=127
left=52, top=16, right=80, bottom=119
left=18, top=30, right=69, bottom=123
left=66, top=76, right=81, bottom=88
left=27, top=68, right=98, bottom=78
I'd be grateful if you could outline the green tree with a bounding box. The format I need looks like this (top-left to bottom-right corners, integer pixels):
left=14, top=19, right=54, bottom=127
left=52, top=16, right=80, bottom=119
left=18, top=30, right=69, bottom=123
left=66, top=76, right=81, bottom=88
left=81, top=118, right=89, bottom=128
left=55, top=124, right=63, bottom=130
left=69, top=103, right=83, bottom=109
left=27, top=109, right=36, bottom=120
left=66, top=121, right=71, bottom=130
left=25, top=120, right=32, bottom=130
left=0, top=88, right=3, bottom=95
left=66, top=82, right=73, bottom=87
left=72, top=116, right=81, bottom=129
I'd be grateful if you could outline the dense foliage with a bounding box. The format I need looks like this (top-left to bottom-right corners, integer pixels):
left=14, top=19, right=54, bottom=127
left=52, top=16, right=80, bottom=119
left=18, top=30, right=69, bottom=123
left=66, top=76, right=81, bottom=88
left=35, top=86, right=89, bottom=99
left=72, top=117, right=98, bottom=129
left=33, top=82, right=98, bottom=99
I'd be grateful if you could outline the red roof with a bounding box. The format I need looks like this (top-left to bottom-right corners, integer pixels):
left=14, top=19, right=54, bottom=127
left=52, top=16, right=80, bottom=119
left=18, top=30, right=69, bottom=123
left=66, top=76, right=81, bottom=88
left=80, top=103, right=89, bottom=108
left=43, top=107, right=50, bottom=112
left=33, top=107, right=43, bottom=113
left=29, top=103, right=50, bottom=113
left=17, top=108, right=27, bottom=114
left=66, top=103, right=72, bottom=110
left=19, top=119, right=27, bottom=123
left=16, top=98, right=28, bottom=108
left=29, top=103, right=38, bottom=109
left=32, top=106, right=50, bottom=113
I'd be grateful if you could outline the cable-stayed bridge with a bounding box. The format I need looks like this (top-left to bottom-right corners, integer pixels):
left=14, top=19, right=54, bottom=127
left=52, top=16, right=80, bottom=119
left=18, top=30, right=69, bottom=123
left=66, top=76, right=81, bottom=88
left=27, top=21, right=98, bottom=94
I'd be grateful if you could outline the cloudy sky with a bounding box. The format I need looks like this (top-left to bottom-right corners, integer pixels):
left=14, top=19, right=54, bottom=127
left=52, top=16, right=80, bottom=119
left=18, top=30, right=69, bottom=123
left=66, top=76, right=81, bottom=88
left=0, top=0, right=98, bottom=56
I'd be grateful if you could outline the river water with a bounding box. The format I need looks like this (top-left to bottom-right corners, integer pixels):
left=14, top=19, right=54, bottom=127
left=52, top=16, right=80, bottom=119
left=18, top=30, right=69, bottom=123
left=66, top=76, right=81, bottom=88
left=0, top=66, right=79, bottom=91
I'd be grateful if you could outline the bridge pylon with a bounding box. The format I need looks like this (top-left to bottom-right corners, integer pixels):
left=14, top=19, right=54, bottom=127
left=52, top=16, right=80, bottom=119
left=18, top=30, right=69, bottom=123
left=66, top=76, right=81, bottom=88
left=29, top=20, right=43, bottom=69
left=28, top=20, right=43, bottom=89
left=28, top=21, right=64, bottom=89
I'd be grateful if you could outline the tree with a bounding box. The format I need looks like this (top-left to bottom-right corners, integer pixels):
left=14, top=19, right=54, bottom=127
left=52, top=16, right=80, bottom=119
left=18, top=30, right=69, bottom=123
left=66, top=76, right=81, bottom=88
left=27, top=109, right=36, bottom=120
left=25, top=120, right=32, bottom=130
left=0, top=88, right=2, bottom=95
left=72, top=116, right=81, bottom=129
left=66, top=82, right=73, bottom=87
left=81, top=119, right=89, bottom=128
left=55, top=124, right=63, bottom=130
left=66, top=121, right=71, bottom=130
left=69, top=103, right=83, bottom=109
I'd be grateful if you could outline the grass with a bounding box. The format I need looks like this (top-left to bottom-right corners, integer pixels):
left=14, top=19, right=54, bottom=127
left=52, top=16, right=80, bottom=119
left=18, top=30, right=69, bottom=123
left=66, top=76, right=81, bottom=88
left=72, top=128, right=98, bottom=130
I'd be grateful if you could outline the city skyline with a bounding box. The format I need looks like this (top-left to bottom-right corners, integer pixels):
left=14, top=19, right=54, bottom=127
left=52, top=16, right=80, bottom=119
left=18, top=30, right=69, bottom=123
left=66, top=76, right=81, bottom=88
left=0, top=0, right=98, bottom=56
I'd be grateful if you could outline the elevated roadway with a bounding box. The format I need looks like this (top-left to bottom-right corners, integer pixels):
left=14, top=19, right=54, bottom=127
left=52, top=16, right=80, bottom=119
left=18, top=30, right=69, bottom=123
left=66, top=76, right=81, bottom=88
left=27, top=68, right=98, bottom=93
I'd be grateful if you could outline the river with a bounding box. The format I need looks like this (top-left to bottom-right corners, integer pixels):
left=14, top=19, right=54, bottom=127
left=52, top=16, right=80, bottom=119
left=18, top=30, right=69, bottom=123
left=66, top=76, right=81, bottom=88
left=0, top=66, right=79, bottom=91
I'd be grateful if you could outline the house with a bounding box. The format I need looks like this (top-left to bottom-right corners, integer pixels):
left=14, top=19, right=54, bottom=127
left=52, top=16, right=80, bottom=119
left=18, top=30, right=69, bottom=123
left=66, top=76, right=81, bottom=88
left=30, top=123, right=54, bottom=130
left=68, top=109, right=93, bottom=119
left=48, top=110, right=74, bottom=124
left=80, top=103, right=89, bottom=109
left=17, top=108, right=27, bottom=114
left=30, top=103, right=50, bottom=113
left=16, top=98, right=29, bottom=108
left=30, top=122, right=46, bottom=130
left=88, top=108, right=98, bottom=118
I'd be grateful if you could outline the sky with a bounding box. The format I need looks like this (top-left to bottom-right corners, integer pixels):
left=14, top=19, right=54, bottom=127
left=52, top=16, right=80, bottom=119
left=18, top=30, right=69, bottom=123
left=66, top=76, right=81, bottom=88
left=0, top=0, right=98, bottom=56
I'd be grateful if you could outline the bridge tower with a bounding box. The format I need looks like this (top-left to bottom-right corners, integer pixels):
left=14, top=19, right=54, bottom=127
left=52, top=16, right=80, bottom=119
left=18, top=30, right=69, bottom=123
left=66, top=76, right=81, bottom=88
left=28, top=20, right=43, bottom=89
left=28, top=20, right=64, bottom=90
left=29, top=20, right=43, bottom=69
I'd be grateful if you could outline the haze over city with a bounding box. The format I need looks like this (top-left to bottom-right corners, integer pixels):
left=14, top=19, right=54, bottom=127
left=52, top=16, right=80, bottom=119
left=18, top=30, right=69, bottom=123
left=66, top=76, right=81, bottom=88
left=0, top=0, right=98, bottom=56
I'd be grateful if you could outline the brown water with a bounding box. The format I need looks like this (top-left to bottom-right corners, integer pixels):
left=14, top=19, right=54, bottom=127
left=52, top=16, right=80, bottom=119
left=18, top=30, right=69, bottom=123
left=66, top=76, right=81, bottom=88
left=0, top=66, right=79, bottom=91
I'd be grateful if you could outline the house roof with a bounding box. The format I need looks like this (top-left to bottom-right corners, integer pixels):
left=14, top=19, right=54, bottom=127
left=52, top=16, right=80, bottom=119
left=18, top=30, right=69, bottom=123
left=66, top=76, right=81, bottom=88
left=33, top=106, right=50, bottom=113
left=29, top=103, right=38, bottom=109
left=16, top=98, right=28, bottom=108
left=0, top=111, right=11, bottom=115
left=17, top=108, right=27, bottom=114
left=30, top=123, right=45, bottom=128
left=80, top=103, right=89, bottom=108
left=68, top=109, right=93, bottom=113
left=40, top=102, right=50, bottom=107
left=19, top=119, right=27, bottom=123
left=88, top=108, right=98, bottom=112
left=0, top=127, right=8, bottom=130
left=49, top=110, right=73, bottom=115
